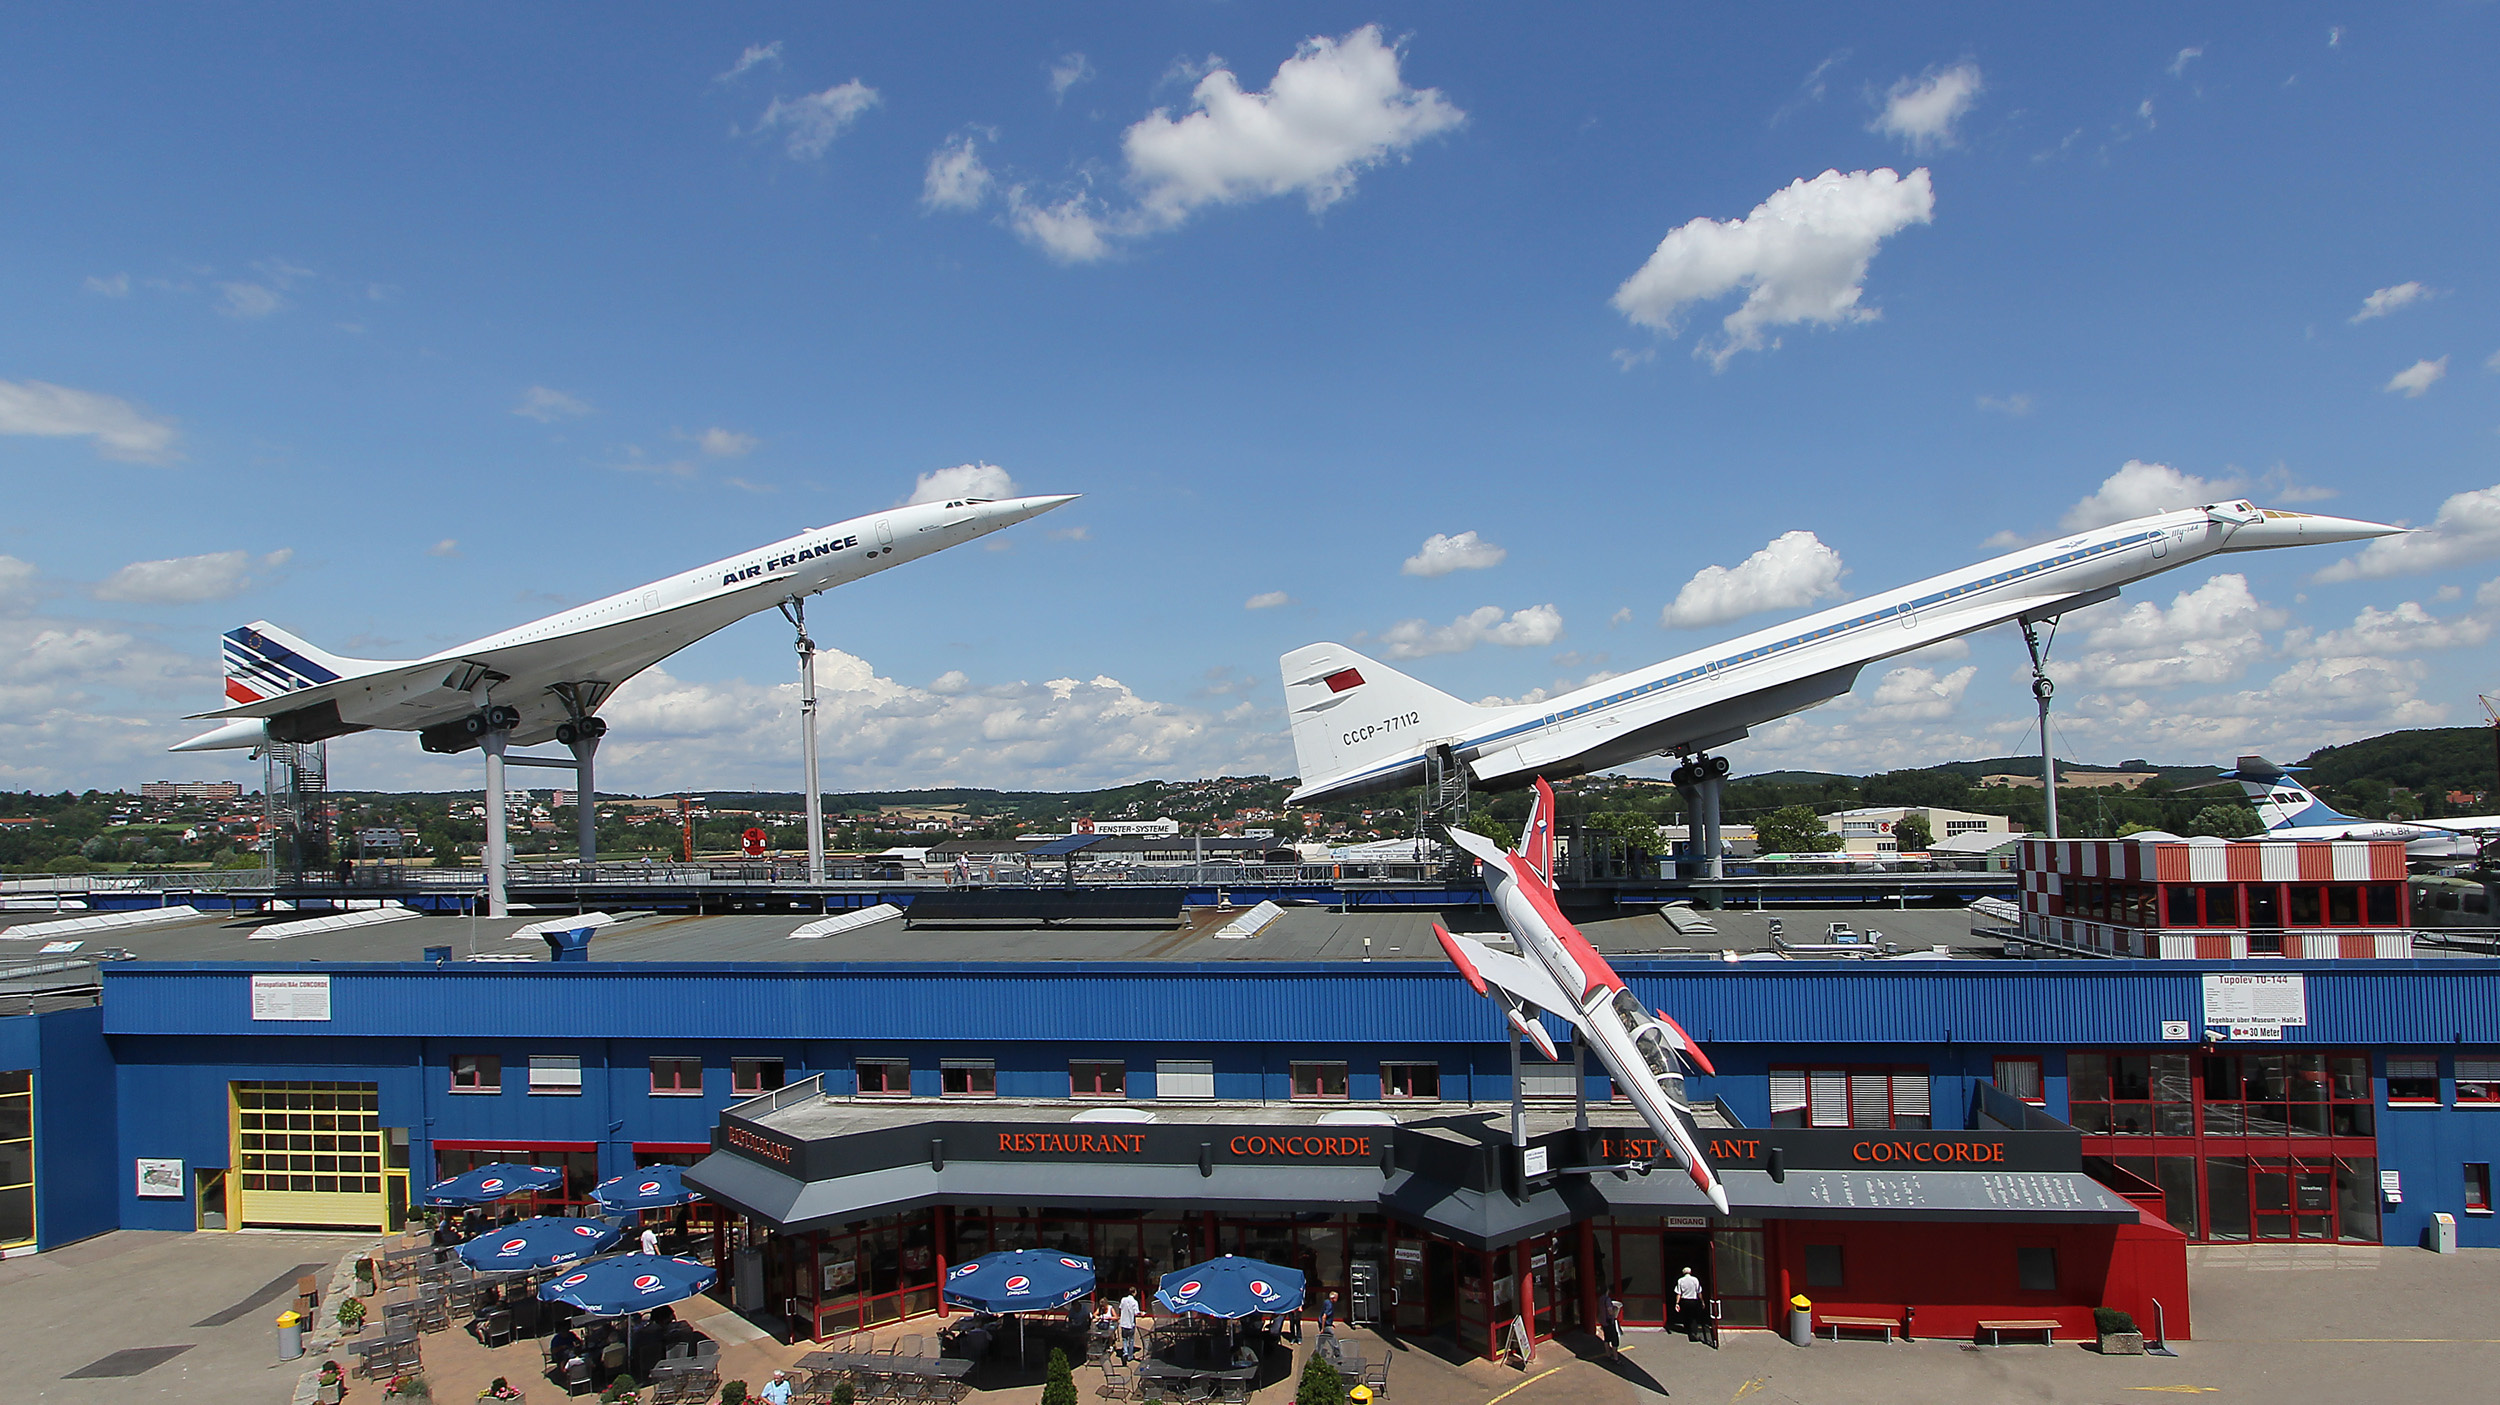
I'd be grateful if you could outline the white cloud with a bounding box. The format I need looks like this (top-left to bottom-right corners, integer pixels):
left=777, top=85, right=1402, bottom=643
left=2489, top=348, right=2500, bottom=373
left=1611, top=347, right=1657, bottom=372
left=1610, top=167, right=1935, bottom=368
left=1122, top=26, right=1463, bottom=231
left=2168, top=47, right=2205, bottom=77
left=2057, top=459, right=2236, bottom=532
left=922, top=135, right=994, bottom=212
left=84, top=273, right=130, bottom=297
left=2350, top=281, right=2431, bottom=322
left=1660, top=531, right=1846, bottom=629
left=2074, top=573, right=2284, bottom=689
left=0, top=378, right=181, bottom=464
left=93, top=548, right=292, bottom=605
left=756, top=81, right=880, bottom=160
left=1007, top=26, right=1459, bottom=263
left=216, top=282, right=283, bottom=318
left=1049, top=52, right=1094, bottom=100
left=1608, top=607, right=1632, bottom=627
left=1400, top=531, right=1506, bottom=578
left=427, top=539, right=461, bottom=558
left=905, top=462, right=1019, bottom=505
left=2329, top=26, right=2344, bottom=47
left=1373, top=604, right=1564, bottom=660
left=514, top=386, right=594, bottom=422
left=2290, top=599, right=2493, bottom=657
left=1006, top=187, right=1117, bottom=264
left=1245, top=591, right=1293, bottom=610
left=0, top=557, right=39, bottom=612
left=2316, top=483, right=2500, bottom=582
left=694, top=427, right=758, bottom=458
left=2385, top=357, right=2446, bottom=398
left=1870, top=63, right=1983, bottom=151
left=1977, top=392, right=2034, bottom=416
left=717, top=41, right=782, bottom=83
left=1864, top=664, right=1977, bottom=722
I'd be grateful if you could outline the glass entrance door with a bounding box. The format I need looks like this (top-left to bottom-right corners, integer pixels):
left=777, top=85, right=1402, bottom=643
left=2249, top=1158, right=2338, bottom=1241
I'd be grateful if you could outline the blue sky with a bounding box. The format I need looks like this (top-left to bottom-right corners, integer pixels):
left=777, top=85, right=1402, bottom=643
left=4, top=5, right=2498, bottom=795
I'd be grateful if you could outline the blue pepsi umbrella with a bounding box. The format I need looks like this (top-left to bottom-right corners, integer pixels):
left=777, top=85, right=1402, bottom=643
left=538, top=1253, right=717, bottom=1317
left=942, top=1249, right=1097, bottom=1314
left=592, top=1165, right=702, bottom=1214
left=420, top=1162, right=565, bottom=1207
left=1156, top=1256, right=1305, bottom=1320
left=457, top=1216, right=621, bottom=1273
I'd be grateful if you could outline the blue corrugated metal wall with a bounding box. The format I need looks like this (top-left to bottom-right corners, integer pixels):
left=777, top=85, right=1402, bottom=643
left=0, top=1006, right=117, bottom=1250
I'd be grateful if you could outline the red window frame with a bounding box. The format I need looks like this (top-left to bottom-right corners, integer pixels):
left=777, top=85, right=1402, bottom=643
left=2468, top=1164, right=2493, bottom=1214
left=855, top=1058, right=909, bottom=1099
left=1993, top=1056, right=2045, bottom=1104
left=732, top=1057, right=786, bottom=1097
left=650, top=1056, right=703, bottom=1097
left=1290, top=1062, right=1349, bottom=1100
left=1069, top=1061, right=1125, bottom=1099
left=2455, top=1059, right=2500, bottom=1105
left=1381, top=1062, right=1441, bottom=1101
left=450, top=1054, right=500, bottom=1093
left=2387, top=1058, right=2440, bottom=1105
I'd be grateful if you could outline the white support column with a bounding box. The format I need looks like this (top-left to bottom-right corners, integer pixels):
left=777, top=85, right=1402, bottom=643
left=1699, top=772, right=1726, bottom=882
left=782, top=596, right=826, bottom=886
left=1572, top=1039, right=1589, bottom=1135
left=482, top=728, right=511, bottom=918
left=1509, top=1031, right=1527, bottom=1149
left=569, top=732, right=600, bottom=866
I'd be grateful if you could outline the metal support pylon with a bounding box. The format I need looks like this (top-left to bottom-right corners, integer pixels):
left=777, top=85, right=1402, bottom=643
left=778, top=595, right=826, bottom=885
left=2021, top=617, right=2061, bottom=841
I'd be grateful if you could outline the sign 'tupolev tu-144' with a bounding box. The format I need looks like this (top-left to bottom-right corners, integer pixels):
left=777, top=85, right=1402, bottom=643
left=1281, top=502, right=2401, bottom=803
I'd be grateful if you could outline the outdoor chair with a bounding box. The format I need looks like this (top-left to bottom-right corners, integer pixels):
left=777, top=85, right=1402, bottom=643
left=1179, top=1380, right=1215, bottom=1405
left=1215, top=1379, right=1250, bottom=1405
left=558, top=1361, right=594, bottom=1397
left=1360, top=1360, right=1387, bottom=1399
left=1096, top=1365, right=1131, bottom=1400
left=477, top=1310, right=515, bottom=1348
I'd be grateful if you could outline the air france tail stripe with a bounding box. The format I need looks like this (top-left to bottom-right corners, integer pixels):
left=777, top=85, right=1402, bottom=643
left=222, top=631, right=341, bottom=688
left=221, top=648, right=318, bottom=696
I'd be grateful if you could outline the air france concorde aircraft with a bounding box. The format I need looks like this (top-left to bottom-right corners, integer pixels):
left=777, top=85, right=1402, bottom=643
left=174, top=494, right=1076, bottom=755
left=1282, top=502, right=2402, bottom=804
left=1435, top=779, right=1730, bottom=1214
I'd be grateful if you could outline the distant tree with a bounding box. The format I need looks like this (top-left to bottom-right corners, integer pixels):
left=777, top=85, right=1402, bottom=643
left=1295, top=1356, right=1343, bottom=1405
left=1587, top=810, right=1663, bottom=856
left=1753, top=805, right=1840, bottom=855
left=1890, top=814, right=1932, bottom=853
left=2116, top=821, right=2163, bottom=837
left=2185, top=803, right=2262, bottom=838
left=1469, top=816, right=1519, bottom=850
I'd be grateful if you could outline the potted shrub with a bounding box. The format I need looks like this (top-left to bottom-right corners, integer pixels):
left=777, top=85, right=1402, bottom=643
left=719, top=1384, right=749, bottom=1405
left=318, top=1360, right=347, bottom=1404
left=356, top=1257, right=378, bottom=1296
left=829, top=1380, right=853, bottom=1405
left=600, top=1373, right=640, bottom=1405
left=2094, top=1307, right=2144, bottom=1355
left=1041, top=1349, right=1077, bottom=1405
left=337, top=1297, right=369, bottom=1335
left=1294, top=1356, right=1343, bottom=1405
left=383, top=1373, right=432, bottom=1402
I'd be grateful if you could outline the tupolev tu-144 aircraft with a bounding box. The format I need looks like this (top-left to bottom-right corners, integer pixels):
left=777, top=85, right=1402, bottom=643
left=1281, top=501, right=2402, bottom=805
left=1435, top=778, right=1730, bottom=1213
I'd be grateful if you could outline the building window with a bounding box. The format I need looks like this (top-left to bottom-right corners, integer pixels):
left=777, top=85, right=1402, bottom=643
left=853, top=1059, right=907, bottom=1099
left=2066, top=1053, right=2193, bottom=1135
left=1381, top=1063, right=1441, bottom=1101
left=1802, top=1244, right=1844, bottom=1289
left=1770, top=1066, right=1931, bottom=1129
left=2200, top=1053, right=2375, bottom=1137
left=2387, top=1058, right=2440, bottom=1104
left=2456, top=1059, right=2500, bottom=1105
left=2015, top=1247, right=2057, bottom=1291
left=1994, top=1057, right=2044, bottom=1103
left=2161, top=885, right=2242, bottom=927
left=650, top=1057, right=702, bottom=1097
left=0, top=1070, right=30, bottom=1249
left=733, top=1058, right=787, bottom=1097
left=941, top=1060, right=997, bottom=1099
left=450, top=1055, right=501, bottom=1093
left=2468, top=1164, right=2492, bottom=1214
left=1156, top=1059, right=1215, bottom=1101
left=528, top=1055, right=582, bottom=1095
left=1070, top=1061, right=1125, bottom=1099
left=1291, top=1062, right=1350, bottom=1100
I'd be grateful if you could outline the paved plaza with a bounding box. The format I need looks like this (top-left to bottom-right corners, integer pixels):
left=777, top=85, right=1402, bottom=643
left=5, top=1234, right=2499, bottom=1405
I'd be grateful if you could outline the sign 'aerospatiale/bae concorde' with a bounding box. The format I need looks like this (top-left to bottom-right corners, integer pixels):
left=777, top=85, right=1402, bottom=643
left=1280, top=501, right=2401, bottom=803
left=172, top=494, right=1076, bottom=755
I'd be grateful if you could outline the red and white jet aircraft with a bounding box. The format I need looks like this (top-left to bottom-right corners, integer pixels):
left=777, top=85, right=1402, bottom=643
left=1434, top=778, right=1730, bottom=1215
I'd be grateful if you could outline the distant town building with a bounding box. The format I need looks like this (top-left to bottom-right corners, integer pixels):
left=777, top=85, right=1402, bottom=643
left=1824, top=805, right=2009, bottom=854
left=140, top=780, right=243, bottom=802
left=1980, top=771, right=2160, bottom=791
left=2017, top=836, right=2412, bottom=959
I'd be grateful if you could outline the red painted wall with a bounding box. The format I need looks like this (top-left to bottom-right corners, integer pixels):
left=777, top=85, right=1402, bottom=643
left=1771, top=1212, right=2190, bottom=1342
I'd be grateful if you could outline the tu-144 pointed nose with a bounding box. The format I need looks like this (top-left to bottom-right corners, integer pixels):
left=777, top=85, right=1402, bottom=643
left=2214, top=505, right=2409, bottom=551
left=2289, top=510, right=2408, bottom=544
left=996, top=493, right=1080, bottom=523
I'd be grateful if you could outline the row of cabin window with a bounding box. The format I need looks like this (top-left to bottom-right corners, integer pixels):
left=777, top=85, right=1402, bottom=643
left=2060, top=881, right=2406, bottom=928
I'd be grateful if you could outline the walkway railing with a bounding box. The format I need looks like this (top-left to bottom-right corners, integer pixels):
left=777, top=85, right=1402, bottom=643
left=726, top=1071, right=826, bottom=1121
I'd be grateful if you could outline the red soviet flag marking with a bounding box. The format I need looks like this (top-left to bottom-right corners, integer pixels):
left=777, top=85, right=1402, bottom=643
left=1322, top=668, right=1364, bottom=693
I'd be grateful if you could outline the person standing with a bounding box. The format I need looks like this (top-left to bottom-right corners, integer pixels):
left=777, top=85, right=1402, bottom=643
left=1602, top=1287, right=1624, bottom=1359
left=1672, top=1267, right=1704, bottom=1342
left=1117, top=1288, right=1140, bottom=1362
left=759, top=1371, right=793, bottom=1405
left=1318, top=1290, right=1337, bottom=1339
left=640, top=1223, right=660, bottom=1256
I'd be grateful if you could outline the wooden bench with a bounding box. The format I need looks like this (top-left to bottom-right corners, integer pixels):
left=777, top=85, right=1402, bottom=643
left=1976, top=1319, right=2059, bottom=1347
left=1816, top=1314, right=1901, bottom=1343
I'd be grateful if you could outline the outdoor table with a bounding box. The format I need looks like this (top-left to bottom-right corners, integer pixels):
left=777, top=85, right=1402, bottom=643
left=1138, top=1361, right=1256, bottom=1387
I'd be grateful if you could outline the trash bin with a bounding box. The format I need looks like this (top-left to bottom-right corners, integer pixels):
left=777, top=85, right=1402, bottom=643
left=2430, top=1211, right=2459, bottom=1254
left=1787, top=1294, right=1814, bottom=1347
left=276, top=1309, right=304, bottom=1361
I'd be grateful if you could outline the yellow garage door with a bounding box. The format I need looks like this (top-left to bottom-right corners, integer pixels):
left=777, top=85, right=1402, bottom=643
left=233, top=1081, right=387, bottom=1230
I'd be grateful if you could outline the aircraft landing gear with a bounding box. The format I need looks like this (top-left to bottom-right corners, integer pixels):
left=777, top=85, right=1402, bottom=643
left=463, top=705, right=521, bottom=736
left=554, top=717, right=608, bottom=746
left=1671, top=753, right=1729, bottom=890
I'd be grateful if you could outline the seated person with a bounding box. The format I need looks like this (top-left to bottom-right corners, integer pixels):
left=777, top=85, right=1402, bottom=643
left=547, top=1325, right=583, bottom=1371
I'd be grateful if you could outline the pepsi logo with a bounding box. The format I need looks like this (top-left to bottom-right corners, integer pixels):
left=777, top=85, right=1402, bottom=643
left=949, top=1264, right=977, bottom=1278
left=639, top=1181, right=661, bottom=1195
left=498, top=1238, right=528, bottom=1254
left=1250, top=1281, right=1272, bottom=1296
left=1059, top=1258, right=1085, bottom=1269
left=480, top=1178, right=507, bottom=1192
left=1178, top=1281, right=1202, bottom=1296
left=634, top=1275, right=661, bottom=1291
left=573, top=1225, right=601, bottom=1237
left=1004, top=1276, right=1031, bottom=1293
left=560, top=1274, right=588, bottom=1287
